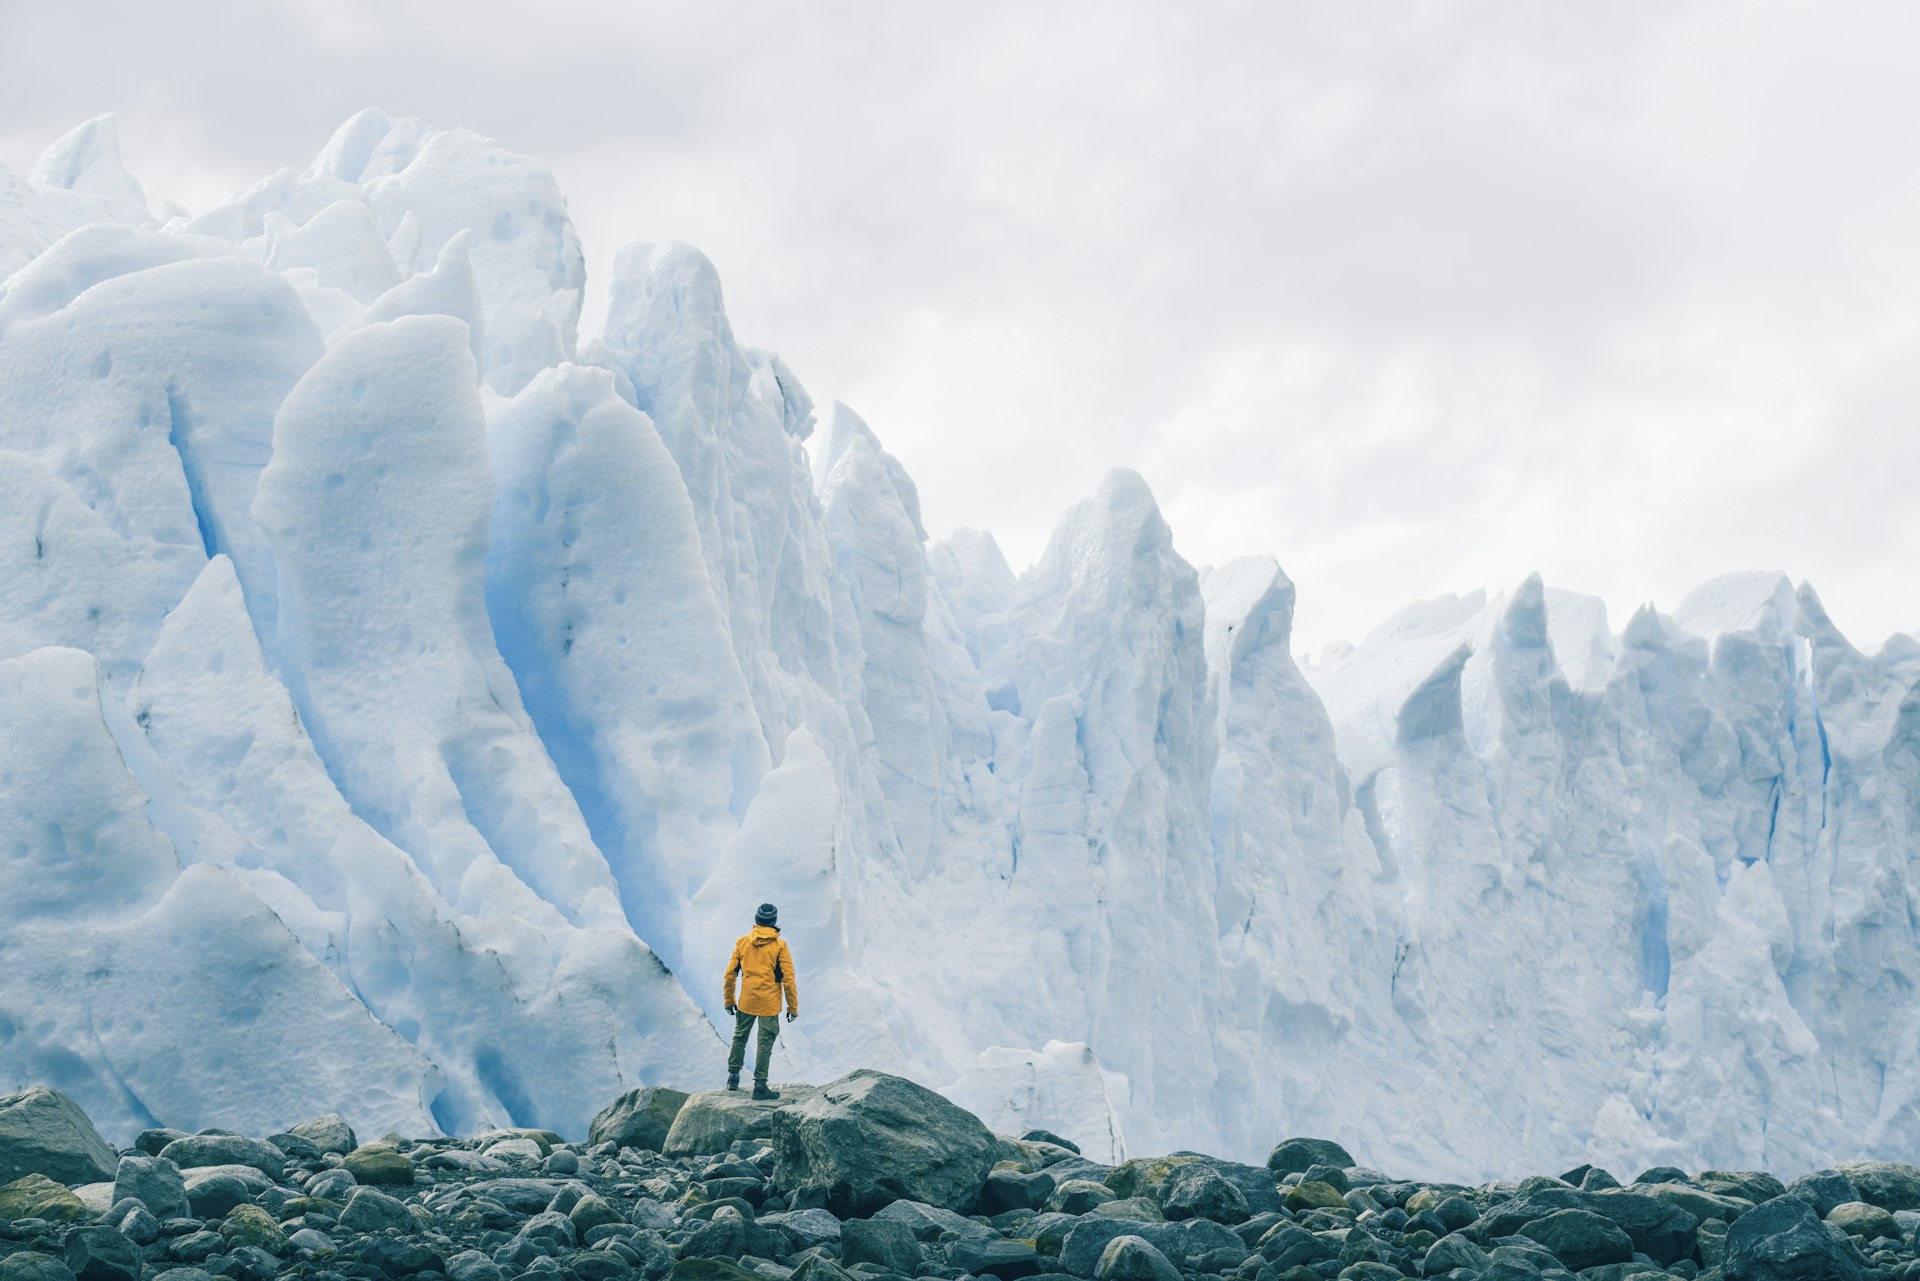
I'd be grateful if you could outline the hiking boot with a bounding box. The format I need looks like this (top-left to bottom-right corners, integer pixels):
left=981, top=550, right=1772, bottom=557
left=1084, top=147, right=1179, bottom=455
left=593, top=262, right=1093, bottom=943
left=752, top=1084, right=781, bottom=1101
left=726, top=1073, right=739, bottom=1091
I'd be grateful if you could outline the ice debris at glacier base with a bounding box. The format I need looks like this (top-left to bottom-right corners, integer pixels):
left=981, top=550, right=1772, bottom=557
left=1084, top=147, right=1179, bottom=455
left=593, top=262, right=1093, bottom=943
left=3, top=111, right=1919, bottom=1182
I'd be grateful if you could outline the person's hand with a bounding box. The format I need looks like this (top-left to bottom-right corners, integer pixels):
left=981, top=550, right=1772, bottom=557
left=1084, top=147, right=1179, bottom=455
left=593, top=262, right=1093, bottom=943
left=786, top=1011, right=797, bottom=1023
left=724, top=1004, right=736, bottom=1016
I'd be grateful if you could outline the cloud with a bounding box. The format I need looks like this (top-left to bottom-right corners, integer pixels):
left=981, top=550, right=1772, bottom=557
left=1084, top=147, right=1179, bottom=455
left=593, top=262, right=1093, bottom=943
left=3, top=0, right=1915, bottom=652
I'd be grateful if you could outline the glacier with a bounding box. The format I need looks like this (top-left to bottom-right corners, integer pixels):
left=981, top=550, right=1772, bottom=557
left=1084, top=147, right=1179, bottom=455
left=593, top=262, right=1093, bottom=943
left=2, top=110, right=1918, bottom=1183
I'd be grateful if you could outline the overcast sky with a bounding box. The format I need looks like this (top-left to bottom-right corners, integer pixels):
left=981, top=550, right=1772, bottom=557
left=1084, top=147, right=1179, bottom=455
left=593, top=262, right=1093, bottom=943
left=4, top=0, right=1916, bottom=655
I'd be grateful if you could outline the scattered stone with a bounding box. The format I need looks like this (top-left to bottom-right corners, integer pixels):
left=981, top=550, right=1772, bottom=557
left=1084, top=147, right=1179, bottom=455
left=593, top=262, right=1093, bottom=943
left=133, top=1132, right=189, bottom=1159
left=590, top=1089, right=691, bottom=1154
left=1834, top=1162, right=1920, bottom=1213
left=73, top=1183, right=116, bottom=1214
left=287, top=1116, right=357, bottom=1156
left=840, top=1218, right=923, bottom=1274
left=63, top=1227, right=142, bottom=1281
left=770, top=1071, right=996, bottom=1217
left=1061, top=1219, right=1192, bottom=1276
left=1090, top=1196, right=1163, bottom=1223
left=1281, top=1182, right=1345, bottom=1213
left=1052, top=1180, right=1119, bottom=1215
left=1703, top=1172, right=1789, bottom=1204
left=1827, top=1200, right=1900, bottom=1240
left=303, top=1169, right=356, bottom=1202
left=872, top=1198, right=991, bottom=1242
left=1724, top=1195, right=1864, bottom=1281
left=113, top=1156, right=189, bottom=1221
left=156, top=1137, right=283, bottom=1182
left=948, top=1237, right=1042, bottom=1279
left=1474, top=1188, right=1700, bottom=1265
left=182, top=1173, right=251, bottom=1220
left=1516, top=1207, right=1635, bottom=1270
left=983, top=1169, right=1057, bottom=1214
left=483, top=1137, right=545, bottom=1165
left=337, top=1186, right=414, bottom=1234
left=758, top=1207, right=841, bottom=1250
left=113, top=1204, right=159, bottom=1246
left=167, top=1233, right=221, bottom=1265
left=1159, top=1164, right=1249, bottom=1225
left=285, top=1228, right=334, bottom=1255
left=543, top=1149, right=580, bottom=1175
left=0, top=1174, right=91, bottom=1223
left=340, top=1144, right=412, bottom=1186
left=0, top=1253, right=79, bottom=1281
left=150, top=1271, right=211, bottom=1281
left=1104, top=1157, right=1200, bottom=1203
left=1021, top=1130, right=1081, bottom=1155
left=1255, top=1224, right=1335, bottom=1273
left=218, top=1205, right=286, bottom=1255
left=1785, top=1169, right=1859, bottom=1218
left=0, top=1089, right=118, bottom=1187
left=1635, top=1182, right=1753, bottom=1224
left=1094, top=1235, right=1181, bottom=1281
left=1265, top=1140, right=1353, bottom=1179
left=1422, top=1234, right=1490, bottom=1274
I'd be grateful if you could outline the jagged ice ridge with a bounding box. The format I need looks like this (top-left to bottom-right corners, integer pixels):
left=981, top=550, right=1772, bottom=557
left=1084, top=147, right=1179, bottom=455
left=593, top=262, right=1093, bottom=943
left=1, top=112, right=1917, bottom=1183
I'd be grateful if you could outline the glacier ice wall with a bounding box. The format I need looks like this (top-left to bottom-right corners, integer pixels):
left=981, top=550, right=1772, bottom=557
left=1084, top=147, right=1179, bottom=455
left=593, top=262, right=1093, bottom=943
left=2, top=112, right=1917, bottom=1181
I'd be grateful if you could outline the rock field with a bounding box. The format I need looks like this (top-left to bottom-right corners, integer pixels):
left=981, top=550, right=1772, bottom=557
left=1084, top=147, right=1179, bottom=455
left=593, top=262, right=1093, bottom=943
left=1, top=1076, right=1914, bottom=1281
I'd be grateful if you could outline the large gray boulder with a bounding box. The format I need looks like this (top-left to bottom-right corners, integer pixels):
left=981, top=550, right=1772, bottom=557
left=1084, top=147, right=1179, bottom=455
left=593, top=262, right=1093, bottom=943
left=1833, top=1161, right=1920, bottom=1212
left=1473, top=1187, right=1700, bottom=1266
left=286, top=1115, right=357, bottom=1156
left=770, top=1070, right=997, bottom=1217
left=589, top=1087, right=690, bottom=1153
left=112, top=1155, right=189, bottom=1220
left=1725, top=1196, right=1864, bottom=1281
left=157, top=1135, right=284, bottom=1181
left=1516, top=1207, right=1635, bottom=1271
left=0, top=1088, right=117, bottom=1187
left=665, top=1085, right=817, bottom=1158
left=1264, top=1138, right=1352, bottom=1178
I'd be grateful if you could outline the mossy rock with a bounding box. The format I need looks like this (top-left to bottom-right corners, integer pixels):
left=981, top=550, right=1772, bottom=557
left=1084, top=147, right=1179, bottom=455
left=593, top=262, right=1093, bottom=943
left=0, top=1174, right=90, bottom=1223
left=342, top=1144, right=414, bottom=1186
left=1104, top=1155, right=1201, bottom=1202
left=1284, top=1181, right=1348, bottom=1212
left=279, top=1197, right=341, bottom=1218
left=219, top=1204, right=288, bottom=1254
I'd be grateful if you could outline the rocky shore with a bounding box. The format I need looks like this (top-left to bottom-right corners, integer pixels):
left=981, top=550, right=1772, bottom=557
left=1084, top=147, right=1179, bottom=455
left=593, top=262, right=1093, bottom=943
left=1, top=1076, right=1913, bottom=1281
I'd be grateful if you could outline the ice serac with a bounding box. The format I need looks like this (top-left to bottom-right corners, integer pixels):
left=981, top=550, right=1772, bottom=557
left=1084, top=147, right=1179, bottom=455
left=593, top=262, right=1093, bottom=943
left=985, top=469, right=1222, bottom=1154
left=485, top=362, right=768, bottom=970
left=815, top=402, right=995, bottom=878
left=128, top=556, right=720, bottom=1136
left=29, top=116, right=151, bottom=230
left=0, top=646, right=441, bottom=1142
left=941, top=1042, right=1128, bottom=1164
left=0, top=225, right=323, bottom=677
left=1200, top=556, right=1398, bottom=1160
left=253, top=315, right=615, bottom=927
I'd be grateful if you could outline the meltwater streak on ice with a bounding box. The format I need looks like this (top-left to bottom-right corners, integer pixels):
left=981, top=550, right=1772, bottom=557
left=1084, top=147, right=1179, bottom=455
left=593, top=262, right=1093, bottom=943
left=1, top=110, right=1919, bottom=1180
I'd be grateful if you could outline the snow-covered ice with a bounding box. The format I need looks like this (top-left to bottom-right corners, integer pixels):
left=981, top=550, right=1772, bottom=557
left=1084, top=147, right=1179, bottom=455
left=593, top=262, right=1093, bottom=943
left=2, top=111, right=1917, bottom=1182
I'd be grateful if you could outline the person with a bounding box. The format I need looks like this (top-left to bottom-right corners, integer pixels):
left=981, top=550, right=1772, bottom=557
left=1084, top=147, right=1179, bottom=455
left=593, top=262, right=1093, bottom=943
left=722, top=902, right=798, bottom=1099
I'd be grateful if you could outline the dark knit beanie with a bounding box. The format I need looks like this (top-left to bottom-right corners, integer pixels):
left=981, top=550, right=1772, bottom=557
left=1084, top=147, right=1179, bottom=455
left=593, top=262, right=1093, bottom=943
left=755, top=903, right=778, bottom=926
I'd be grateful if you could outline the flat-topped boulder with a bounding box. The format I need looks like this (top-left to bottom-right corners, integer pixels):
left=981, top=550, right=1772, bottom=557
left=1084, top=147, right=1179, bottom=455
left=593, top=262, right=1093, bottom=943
left=0, top=1088, right=117, bottom=1187
left=664, top=1084, right=818, bottom=1157
left=770, top=1069, right=997, bottom=1216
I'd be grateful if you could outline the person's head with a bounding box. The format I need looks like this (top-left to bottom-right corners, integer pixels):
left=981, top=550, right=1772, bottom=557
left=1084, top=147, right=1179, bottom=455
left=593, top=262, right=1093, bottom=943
left=755, top=903, right=778, bottom=928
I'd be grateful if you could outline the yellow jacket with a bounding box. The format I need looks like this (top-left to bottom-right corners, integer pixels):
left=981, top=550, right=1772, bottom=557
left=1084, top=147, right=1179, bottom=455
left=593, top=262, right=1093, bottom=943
left=724, top=925, right=798, bottom=1017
